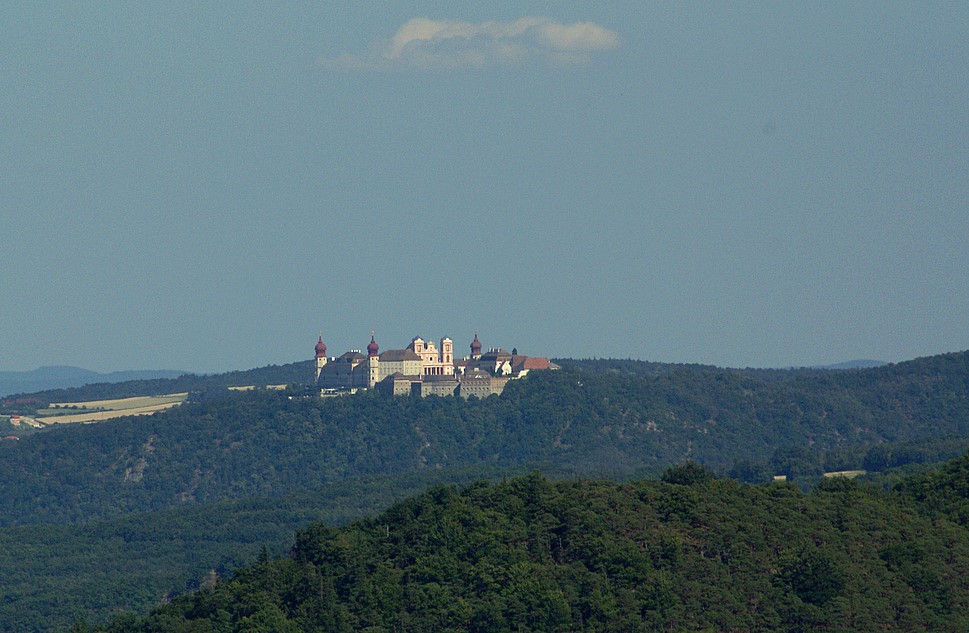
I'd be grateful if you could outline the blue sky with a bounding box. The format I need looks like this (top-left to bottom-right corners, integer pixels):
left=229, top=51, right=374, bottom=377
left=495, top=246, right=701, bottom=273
left=2, top=2, right=967, bottom=373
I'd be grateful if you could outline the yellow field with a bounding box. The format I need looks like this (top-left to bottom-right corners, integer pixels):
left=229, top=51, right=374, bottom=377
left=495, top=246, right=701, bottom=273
left=48, top=393, right=188, bottom=410
left=822, top=470, right=867, bottom=479
left=35, top=393, right=189, bottom=425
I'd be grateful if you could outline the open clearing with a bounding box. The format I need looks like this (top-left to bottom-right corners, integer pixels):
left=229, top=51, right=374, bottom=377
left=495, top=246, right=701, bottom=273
left=35, top=393, right=188, bottom=425
left=47, top=393, right=188, bottom=411
left=823, top=470, right=867, bottom=479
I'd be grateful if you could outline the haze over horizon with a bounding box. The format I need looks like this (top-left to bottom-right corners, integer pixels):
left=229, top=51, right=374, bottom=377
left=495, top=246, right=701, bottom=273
left=3, top=3, right=967, bottom=374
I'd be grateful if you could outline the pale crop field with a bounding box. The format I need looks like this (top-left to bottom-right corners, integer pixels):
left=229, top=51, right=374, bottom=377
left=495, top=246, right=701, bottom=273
left=35, top=393, right=189, bottom=425
left=822, top=470, right=867, bottom=479
left=48, top=393, right=188, bottom=411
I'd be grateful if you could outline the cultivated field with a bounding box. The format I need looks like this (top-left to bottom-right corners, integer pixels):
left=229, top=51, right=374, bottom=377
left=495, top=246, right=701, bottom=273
left=35, top=393, right=188, bottom=425
left=822, top=470, right=867, bottom=479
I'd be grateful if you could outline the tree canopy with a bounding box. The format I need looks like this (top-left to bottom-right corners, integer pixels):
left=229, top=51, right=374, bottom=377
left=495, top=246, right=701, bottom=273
left=94, top=459, right=969, bottom=632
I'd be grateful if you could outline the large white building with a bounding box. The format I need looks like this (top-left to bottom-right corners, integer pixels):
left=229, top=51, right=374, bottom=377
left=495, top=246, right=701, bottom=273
left=313, top=332, right=555, bottom=397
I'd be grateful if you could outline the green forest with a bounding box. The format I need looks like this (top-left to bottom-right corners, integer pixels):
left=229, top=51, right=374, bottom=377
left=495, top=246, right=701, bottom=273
left=90, top=456, right=969, bottom=632
left=2, top=352, right=969, bottom=630
left=0, top=464, right=563, bottom=632
left=3, top=353, right=969, bottom=527
left=0, top=361, right=312, bottom=416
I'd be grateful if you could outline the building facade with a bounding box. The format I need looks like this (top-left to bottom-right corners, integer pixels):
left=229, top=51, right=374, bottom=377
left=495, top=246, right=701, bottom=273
left=314, top=332, right=555, bottom=398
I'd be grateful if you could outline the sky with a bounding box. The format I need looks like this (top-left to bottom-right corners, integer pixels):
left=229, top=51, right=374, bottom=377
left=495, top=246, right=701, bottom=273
left=2, top=2, right=968, bottom=373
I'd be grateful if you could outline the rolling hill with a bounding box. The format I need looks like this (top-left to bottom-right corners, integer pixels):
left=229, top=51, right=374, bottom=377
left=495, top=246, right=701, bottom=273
left=2, top=352, right=969, bottom=528
left=2, top=350, right=969, bottom=630
left=91, top=459, right=969, bottom=632
left=0, top=366, right=186, bottom=398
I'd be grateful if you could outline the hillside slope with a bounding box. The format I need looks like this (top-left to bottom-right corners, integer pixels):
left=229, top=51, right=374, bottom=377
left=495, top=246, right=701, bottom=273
left=0, top=361, right=311, bottom=408
left=0, top=366, right=185, bottom=398
left=96, top=463, right=969, bottom=632
left=2, top=352, right=969, bottom=527
left=1, top=464, right=563, bottom=633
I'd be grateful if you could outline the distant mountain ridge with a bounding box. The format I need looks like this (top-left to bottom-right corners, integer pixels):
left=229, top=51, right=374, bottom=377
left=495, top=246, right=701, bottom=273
left=1, top=358, right=888, bottom=400
left=816, top=359, right=886, bottom=369
left=0, top=366, right=186, bottom=398
left=1, top=360, right=314, bottom=405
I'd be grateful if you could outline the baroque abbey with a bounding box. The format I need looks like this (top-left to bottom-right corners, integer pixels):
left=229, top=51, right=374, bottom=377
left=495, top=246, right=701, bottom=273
left=313, top=333, right=555, bottom=398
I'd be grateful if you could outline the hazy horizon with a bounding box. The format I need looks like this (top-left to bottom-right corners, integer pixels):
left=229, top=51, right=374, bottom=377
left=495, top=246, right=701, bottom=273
left=0, top=352, right=902, bottom=377
left=3, top=3, right=967, bottom=374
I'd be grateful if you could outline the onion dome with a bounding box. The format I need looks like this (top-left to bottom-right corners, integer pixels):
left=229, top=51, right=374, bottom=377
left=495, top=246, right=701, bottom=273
left=367, top=333, right=379, bottom=357
left=470, top=333, right=482, bottom=354
left=315, top=336, right=327, bottom=358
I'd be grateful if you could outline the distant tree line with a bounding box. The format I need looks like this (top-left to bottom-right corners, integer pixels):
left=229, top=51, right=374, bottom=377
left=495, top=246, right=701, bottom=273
left=2, top=352, right=969, bottom=528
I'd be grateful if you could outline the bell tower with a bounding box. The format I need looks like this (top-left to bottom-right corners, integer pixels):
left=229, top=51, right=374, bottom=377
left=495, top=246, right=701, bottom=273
left=441, top=337, right=454, bottom=374
left=367, top=332, right=380, bottom=388
left=314, top=335, right=328, bottom=381
left=470, top=333, right=482, bottom=360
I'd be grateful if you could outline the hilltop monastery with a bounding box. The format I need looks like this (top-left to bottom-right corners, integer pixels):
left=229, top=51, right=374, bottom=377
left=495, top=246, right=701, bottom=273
left=313, top=333, right=556, bottom=398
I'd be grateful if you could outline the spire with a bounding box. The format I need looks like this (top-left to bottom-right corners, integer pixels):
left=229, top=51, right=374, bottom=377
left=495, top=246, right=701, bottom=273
left=470, top=332, right=482, bottom=358
left=367, top=330, right=379, bottom=357
left=315, top=334, right=327, bottom=358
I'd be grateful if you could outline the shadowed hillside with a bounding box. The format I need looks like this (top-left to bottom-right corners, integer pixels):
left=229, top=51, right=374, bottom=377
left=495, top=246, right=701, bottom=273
left=91, top=459, right=969, bottom=632
left=2, top=352, right=968, bottom=527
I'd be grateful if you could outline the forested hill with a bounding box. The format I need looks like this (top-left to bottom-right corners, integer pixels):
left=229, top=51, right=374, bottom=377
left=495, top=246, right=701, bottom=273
left=5, top=351, right=962, bottom=409
left=2, top=351, right=968, bottom=527
left=0, top=464, right=563, bottom=633
left=0, top=360, right=312, bottom=407
left=0, top=366, right=185, bottom=398
left=894, top=449, right=969, bottom=525
left=93, top=459, right=969, bottom=632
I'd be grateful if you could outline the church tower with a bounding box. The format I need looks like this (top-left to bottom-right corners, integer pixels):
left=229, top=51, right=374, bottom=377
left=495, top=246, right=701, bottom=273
left=314, top=335, right=328, bottom=381
left=411, top=336, right=425, bottom=355
left=441, top=337, right=454, bottom=374
left=367, top=332, right=380, bottom=388
left=470, top=333, right=482, bottom=360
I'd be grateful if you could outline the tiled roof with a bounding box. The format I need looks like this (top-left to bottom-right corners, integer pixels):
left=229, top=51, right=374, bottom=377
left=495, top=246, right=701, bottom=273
left=379, top=349, right=421, bottom=361
left=479, top=348, right=512, bottom=361
left=336, top=351, right=365, bottom=361
left=378, top=372, right=422, bottom=382
left=423, top=374, right=459, bottom=383
left=522, top=357, right=551, bottom=370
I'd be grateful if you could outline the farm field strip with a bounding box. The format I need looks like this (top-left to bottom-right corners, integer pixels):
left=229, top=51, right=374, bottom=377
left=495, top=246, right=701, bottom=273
left=36, top=402, right=183, bottom=424
left=32, top=393, right=189, bottom=424
left=48, top=393, right=188, bottom=410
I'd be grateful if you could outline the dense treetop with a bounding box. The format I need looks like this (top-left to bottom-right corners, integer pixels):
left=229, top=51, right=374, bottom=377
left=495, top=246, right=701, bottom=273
left=1, top=464, right=552, bottom=633
left=894, top=449, right=969, bottom=526
left=0, top=361, right=312, bottom=411
left=93, top=459, right=969, bottom=632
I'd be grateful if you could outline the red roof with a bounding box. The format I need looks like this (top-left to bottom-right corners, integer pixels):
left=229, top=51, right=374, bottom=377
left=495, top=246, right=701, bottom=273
left=522, top=357, right=550, bottom=370
left=315, top=336, right=327, bottom=357
left=368, top=334, right=380, bottom=356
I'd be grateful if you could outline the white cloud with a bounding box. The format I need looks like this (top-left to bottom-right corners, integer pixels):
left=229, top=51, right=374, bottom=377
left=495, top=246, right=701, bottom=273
left=319, top=17, right=620, bottom=70
left=537, top=22, right=620, bottom=51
